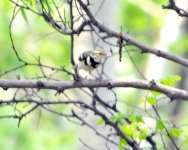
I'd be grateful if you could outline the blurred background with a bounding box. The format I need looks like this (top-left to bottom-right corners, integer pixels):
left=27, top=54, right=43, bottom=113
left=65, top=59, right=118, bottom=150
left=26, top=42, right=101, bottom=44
left=0, top=0, right=188, bottom=149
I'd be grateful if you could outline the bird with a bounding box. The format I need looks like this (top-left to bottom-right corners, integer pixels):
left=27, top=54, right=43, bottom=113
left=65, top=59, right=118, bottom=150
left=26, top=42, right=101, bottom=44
left=75, top=50, right=110, bottom=73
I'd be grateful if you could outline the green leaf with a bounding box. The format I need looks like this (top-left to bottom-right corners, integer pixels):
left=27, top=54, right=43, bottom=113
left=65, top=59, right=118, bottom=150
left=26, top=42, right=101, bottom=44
left=132, top=130, right=139, bottom=140
left=139, top=128, right=148, bottom=140
left=130, top=115, right=143, bottom=123
left=109, top=115, right=117, bottom=123
left=160, top=75, right=181, bottom=86
left=20, top=8, right=28, bottom=23
left=122, top=124, right=133, bottom=137
left=96, top=118, right=105, bottom=125
left=160, top=78, right=169, bottom=85
left=118, top=138, right=127, bottom=150
left=151, top=91, right=161, bottom=96
left=174, top=75, right=181, bottom=81
left=109, top=112, right=125, bottom=124
left=157, top=120, right=165, bottom=131
left=147, top=96, right=157, bottom=105
left=132, top=129, right=139, bottom=140
left=117, top=112, right=125, bottom=123
left=135, top=115, right=143, bottom=122
left=170, top=128, right=182, bottom=138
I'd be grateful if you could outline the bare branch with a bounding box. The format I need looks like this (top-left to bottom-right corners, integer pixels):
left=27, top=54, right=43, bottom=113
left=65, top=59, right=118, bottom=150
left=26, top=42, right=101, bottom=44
left=162, top=0, right=188, bottom=17
left=77, top=0, right=188, bottom=68
left=68, top=0, right=75, bottom=66
left=0, top=79, right=187, bottom=100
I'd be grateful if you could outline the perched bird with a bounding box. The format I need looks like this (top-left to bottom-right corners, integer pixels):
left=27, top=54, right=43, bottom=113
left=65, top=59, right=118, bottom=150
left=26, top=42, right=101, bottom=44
left=75, top=50, right=109, bottom=72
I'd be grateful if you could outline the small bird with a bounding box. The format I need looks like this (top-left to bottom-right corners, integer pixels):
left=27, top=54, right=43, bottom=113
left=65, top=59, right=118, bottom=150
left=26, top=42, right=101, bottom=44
left=75, top=50, right=110, bottom=73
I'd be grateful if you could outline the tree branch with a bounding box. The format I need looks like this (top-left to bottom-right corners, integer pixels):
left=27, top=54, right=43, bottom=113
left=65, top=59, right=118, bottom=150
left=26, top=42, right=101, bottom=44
left=77, top=0, right=188, bottom=68
left=162, top=0, right=188, bottom=17
left=68, top=0, right=75, bottom=66
left=0, top=79, right=188, bottom=100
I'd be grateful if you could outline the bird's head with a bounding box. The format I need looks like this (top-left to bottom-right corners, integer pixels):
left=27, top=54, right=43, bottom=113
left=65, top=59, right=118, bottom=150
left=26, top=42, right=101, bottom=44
left=92, top=50, right=110, bottom=60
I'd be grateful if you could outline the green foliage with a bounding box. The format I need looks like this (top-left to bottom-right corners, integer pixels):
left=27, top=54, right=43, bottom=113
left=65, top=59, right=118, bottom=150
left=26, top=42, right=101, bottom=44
left=169, top=127, right=182, bottom=138
left=97, top=112, right=127, bottom=125
left=150, top=91, right=161, bottom=96
left=142, top=75, right=182, bottom=106
left=118, top=138, right=127, bottom=150
left=129, top=114, right=144, bottom=123
left=156, top=120, right=184, bottom=141
left=139, top=128, right=148, bottom=140
left=97, top=112, right=149, bottom=142
left=122, top=122, right=149, bottom=141
left=20, top=8, right=28, bottom=23
left=160, top=75, right=181, bottom=86
left=146, top=96, right=157, bottom=105
left=109, top=112, right=126, bottom=124
left=156, top=120, right=165, bottom=131
left=96, top=118, right=105, bottom=125
left=97, top=111, right=149, bottom=143
left=121, top=123, right=134, bottom=137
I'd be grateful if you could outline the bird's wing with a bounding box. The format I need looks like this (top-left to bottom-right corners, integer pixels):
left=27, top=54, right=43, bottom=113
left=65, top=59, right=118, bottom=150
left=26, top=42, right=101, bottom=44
left=79, top=50, right=92, bottom=61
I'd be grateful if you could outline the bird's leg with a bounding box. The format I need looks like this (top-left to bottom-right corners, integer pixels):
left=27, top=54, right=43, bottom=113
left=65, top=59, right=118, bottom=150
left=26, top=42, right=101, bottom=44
left=73, top=66, right=83, bottom=81
left=89, top=71, right=102, bottom=80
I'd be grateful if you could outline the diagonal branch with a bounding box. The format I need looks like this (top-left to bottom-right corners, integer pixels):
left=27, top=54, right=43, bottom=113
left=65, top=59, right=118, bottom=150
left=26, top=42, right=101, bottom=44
left=76, top=0, right=188, bottom=68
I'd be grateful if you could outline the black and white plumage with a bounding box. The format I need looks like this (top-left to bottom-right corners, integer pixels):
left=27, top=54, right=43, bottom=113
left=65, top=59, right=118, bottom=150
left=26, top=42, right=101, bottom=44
left=76, top=50, right=109, bottom=72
